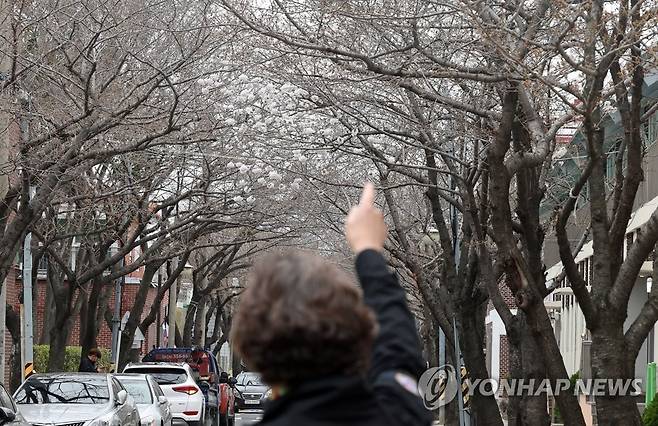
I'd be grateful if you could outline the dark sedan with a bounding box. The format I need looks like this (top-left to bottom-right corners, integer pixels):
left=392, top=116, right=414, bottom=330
left=234, top=372, right=269, bottom=411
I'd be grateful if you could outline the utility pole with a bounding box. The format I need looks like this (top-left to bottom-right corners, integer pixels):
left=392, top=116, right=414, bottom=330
left=21, top=209, right=34, bottom=381
left=167, top=257, right=179, bottom=348
left=110, top=251, right=124, bottom=369
left=0, top=3, right=8, bottom=382
left=156, top=266, right=162, bottom=348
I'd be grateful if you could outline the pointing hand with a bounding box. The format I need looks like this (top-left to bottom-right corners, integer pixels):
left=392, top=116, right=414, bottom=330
left=345, top=182, right=387, bottom=254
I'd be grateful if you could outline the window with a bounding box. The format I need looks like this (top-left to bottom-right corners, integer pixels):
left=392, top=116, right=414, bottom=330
left=123, top=368, right=187, bottom=386
left=117, top=379, right=152, bottom=404
left=15, top=376, right=110, bottom=404
left=643, top=105, right=658, bottom=148
left=111, top=378, right=123, bottom=398
left=151, top=381, right=165, bottom=398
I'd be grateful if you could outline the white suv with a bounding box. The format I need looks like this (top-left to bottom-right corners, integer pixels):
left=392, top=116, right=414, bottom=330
left=123, top=362, right=205, bottom=426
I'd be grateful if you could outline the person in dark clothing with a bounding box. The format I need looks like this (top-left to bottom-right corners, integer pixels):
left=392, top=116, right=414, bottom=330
left=79, top=348, right=101, bottom=373
left=231, top=183, right=433, bottom=426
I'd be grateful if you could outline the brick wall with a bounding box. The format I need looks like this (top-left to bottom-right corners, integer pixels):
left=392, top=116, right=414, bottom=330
left=487, top=277, right=518, bottom=315
left=499, top=335, right=510, bottom=379
left=4, top=269, right=169, bottom=378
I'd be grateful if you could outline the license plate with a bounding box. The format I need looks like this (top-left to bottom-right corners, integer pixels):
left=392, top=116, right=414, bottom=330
left=246, top=400, right=260, bottom=404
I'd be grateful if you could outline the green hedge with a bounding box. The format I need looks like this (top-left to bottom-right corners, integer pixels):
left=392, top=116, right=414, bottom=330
left=34, top=345, right=112, bottom=373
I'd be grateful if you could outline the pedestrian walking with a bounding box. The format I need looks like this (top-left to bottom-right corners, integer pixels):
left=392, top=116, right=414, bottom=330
left=79, top=348, right=102, bottom=373
left=231, top=183, right=433, bottom=425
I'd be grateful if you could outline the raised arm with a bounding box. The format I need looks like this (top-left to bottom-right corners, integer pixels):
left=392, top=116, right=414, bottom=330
left=345, top=183, right=426, bottom=380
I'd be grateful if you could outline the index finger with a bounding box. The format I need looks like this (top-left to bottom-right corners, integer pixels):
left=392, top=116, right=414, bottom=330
left=359, top=182, right=375, bottom=207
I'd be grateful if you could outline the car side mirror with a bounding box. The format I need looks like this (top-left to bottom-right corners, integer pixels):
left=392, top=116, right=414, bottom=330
left=228, top=377, right=238, bottom=386
left=0, top=407, right=16, bottom=424
left=116, top=389, right=128, bottom=406
left=158, top=396, right=168, bottom=405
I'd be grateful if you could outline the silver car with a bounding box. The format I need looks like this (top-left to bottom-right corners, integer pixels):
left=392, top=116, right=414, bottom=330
left=114, top=373, right=173, bottom=426
left=13, top=373, right=140, bottom=426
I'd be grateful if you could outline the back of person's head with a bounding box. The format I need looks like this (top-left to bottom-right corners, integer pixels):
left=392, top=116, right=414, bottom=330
left=231, top=251, right=377, bottom=386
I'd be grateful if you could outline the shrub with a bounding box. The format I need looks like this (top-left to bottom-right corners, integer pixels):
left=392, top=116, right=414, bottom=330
left=644, top=395, right=658, bottom=426
left=33, top=345, right=111, bottom=373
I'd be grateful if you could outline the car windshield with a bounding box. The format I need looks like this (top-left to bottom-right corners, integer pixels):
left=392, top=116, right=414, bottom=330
left=238, top=373, right=263, bottom=386
left=116, top=378, right=152, bottom=404
left=125, top=368, right=187, bottom=386
left=15, top=376, right=110, bottom=405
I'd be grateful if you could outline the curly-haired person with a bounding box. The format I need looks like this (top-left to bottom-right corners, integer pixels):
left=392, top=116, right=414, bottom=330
left=231, top=183, right=433, bottom=426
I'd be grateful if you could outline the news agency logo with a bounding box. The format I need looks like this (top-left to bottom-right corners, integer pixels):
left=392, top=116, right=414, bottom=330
left=418, top=365, right=643, bottom=410
left=418, top=365, right=460, bottom=409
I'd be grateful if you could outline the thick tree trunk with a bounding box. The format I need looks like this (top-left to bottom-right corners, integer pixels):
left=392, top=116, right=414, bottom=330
left=47, top=314, right=70, bottom=372
left=519, top=315, right=550, bottom=426
left=183, top=294, right=200, bottom=347
left=119, top=264, right=159, bottom=368
left=507, top=326, right=522, bottom=425
left=79, top=277, right=105, bottom=353
left=591, top=319, right=642, bottom=425
left=459, top=309, right=505, bottom=426
left=6, top=304, right=22, bottom=392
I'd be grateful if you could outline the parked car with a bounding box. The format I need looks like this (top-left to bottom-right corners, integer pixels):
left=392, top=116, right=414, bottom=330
left=0, top=384, right=28, bottom=425
left=141, top=348, right=235, bottom=426
left=233, top=372, right=269, bottom=411
left=123, top=362, right=206, bottom=426
left=114, top=373, right=173, bottom=426
left=13, top=373, right=140, bottom=425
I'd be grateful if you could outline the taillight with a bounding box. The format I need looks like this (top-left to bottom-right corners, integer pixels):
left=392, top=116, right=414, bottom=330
left=183, top=411, right=199, bottom=416
left=173, top=385, right=199, bottom=395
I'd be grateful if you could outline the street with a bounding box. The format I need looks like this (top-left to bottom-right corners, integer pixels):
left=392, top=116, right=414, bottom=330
left=235, top=410, right=263, bottom=426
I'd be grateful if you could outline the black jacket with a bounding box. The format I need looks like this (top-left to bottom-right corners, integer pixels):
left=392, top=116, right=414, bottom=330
left=259, top=250, right=433, bottom=426
left=78, top=356, right=98, bottom=373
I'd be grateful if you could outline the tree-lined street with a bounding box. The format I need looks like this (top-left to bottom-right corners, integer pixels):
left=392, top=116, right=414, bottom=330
left=0, top=0, right=657, bottom=425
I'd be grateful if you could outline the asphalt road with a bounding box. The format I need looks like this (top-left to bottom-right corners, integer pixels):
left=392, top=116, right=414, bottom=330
left=235, top=409, right=264, bottom=426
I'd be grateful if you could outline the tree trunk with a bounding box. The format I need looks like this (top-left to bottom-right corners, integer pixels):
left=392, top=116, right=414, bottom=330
left=192, top=297, right=207, bottom=347
left=459, top=309, right=505, bottom=426
left=79, top=276, right=104, bottom=352
left=175, top=322, right=184, bottom=347
left=6, top=304, right=22, bottom=392
left=47, top=314, right=70, bottom=372
left=119, top=263, right=159, bottom=368
left=183, top=294, right=200, bottom=347
left=231, top=351, right=243, bottom=376
left=38, top=282, right=54, bottom=345
left=519, top=315, right=550, bottom=426
left=590, top=319, right=642, bottom=425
